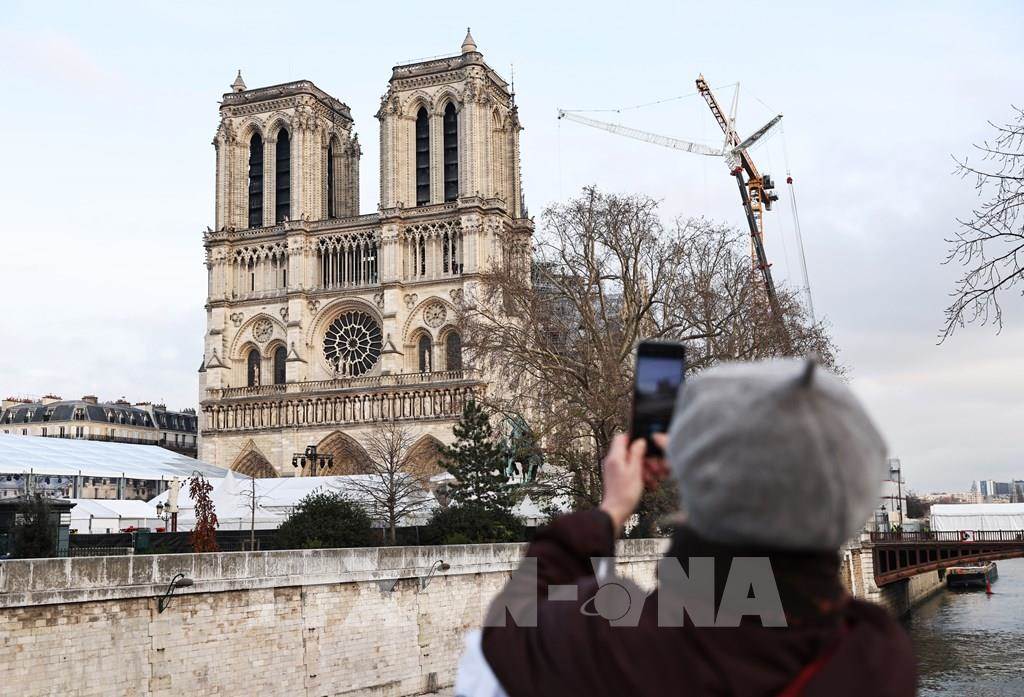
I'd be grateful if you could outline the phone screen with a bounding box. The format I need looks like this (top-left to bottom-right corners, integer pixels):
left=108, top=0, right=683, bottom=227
left=631, top=342, right=686, bottom=456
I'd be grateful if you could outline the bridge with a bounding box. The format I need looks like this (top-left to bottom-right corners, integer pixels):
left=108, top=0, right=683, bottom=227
left=869, top=530, right=1024, bottom=586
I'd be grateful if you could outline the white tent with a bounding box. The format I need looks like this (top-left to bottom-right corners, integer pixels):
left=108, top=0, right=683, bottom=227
left=930, top=503, right=1024, bottom=532
left=68, top=498, right=162, bottom=534
left=0, top=433, right=229, bottom=481
left=149, top=470, right=283, bottom=531
left=149, top=472, right=438, bottom=531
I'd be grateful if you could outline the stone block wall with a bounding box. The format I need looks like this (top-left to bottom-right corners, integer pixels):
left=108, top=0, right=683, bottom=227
left=0, top=540, right=665, bottom=696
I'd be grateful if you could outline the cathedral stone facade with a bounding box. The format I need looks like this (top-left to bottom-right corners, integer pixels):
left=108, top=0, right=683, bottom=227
left=199, top=30, right=532, bottom=477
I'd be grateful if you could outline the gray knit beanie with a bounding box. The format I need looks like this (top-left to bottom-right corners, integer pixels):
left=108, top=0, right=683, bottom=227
left=667, top=357, right=887, bottom=551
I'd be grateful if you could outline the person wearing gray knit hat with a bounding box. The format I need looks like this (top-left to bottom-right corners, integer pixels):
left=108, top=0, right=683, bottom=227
left=462, top=355, right=915, bottom=697
left=667, top=356, right=888, bottom=551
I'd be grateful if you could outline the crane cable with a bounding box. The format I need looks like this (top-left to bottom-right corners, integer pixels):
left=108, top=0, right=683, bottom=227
left=560, top=83, right=738, bottom=114
left=780, top=126, right=816, bottom=325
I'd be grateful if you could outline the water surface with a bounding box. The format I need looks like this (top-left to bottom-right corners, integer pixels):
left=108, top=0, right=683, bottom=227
left=905, top=557, right=1024, bottom=695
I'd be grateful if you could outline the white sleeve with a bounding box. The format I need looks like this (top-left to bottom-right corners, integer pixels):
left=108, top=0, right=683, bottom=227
left=453, top=630, right=508, bottom=697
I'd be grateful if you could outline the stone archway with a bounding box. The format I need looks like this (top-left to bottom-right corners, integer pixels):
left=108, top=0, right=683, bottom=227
left=406, top=435, right=445, bottom=478
left=316, top=431, right=371, bottom=475
left=230, top=443, right=278, bottom=478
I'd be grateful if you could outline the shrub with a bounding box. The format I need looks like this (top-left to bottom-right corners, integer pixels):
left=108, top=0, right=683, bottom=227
left=276, top=492, right=373, bottom=549
left=422, top=503, right=523, bottom=545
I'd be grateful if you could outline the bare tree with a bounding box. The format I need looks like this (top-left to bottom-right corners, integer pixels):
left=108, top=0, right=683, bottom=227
left=345, top=421, right=434, bottom=544
left=943, top=106, right=1024, bottom=340
left=461, top=187, right=836, bottom=509
left=238, top=476, right=271, bottom=550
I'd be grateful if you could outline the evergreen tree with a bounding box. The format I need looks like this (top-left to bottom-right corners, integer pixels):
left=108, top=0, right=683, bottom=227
left=440, top=400, right=513, bottom=512
left=12, top=494, right=56, bottom=559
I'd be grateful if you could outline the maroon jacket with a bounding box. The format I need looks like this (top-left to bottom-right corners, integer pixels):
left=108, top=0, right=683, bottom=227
left=482, top=510, right=916, bottom=696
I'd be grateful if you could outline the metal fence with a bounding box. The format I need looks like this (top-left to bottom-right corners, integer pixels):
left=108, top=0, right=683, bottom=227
left=69, top=546, right=133, bottom=557
left=869, top=530, right=1024, bottom=544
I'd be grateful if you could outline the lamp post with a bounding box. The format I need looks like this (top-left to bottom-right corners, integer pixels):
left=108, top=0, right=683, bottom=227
left=155, top=502, right=170, bottom=531
left=292, top=445, right=333, bottom=477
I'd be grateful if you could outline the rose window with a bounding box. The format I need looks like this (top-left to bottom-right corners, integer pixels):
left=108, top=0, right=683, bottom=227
left=323, top=311, right=383, bottom=376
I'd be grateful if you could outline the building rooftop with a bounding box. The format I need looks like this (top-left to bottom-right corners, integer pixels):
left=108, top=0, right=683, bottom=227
left=220, top=79, right=352, bottom=121
left=0, top=398, right=196, bottom=432
left=0, top=434, right=228, bottom=480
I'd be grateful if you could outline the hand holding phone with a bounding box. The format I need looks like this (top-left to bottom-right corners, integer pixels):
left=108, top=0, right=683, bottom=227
left=629, top=340, right=686, bottom=459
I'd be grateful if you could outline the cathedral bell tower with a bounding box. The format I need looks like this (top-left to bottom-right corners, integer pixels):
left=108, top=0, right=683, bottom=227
left=213, top=75, right=360, bottom=231
left=376, top=28, right=526, bottom=219
left=198, top=32, right=530, bottom=476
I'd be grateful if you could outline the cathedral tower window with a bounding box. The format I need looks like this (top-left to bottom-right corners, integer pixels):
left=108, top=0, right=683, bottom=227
left=275, top=130, right=291, bottom=223
left=273, top=346, right=286, bottom=385
left=327, top=142, right=336, bottom=218
left=248, top=133, right=264, bottom=228
left=247, top=348, right=261, bottom=387
left=418, top=335, right=433, bottom=373
left=443, top=103, right=459, bottom=202
left=445, top=331, right=462, bottom=371
left=416, top=108, right=430, bottom=205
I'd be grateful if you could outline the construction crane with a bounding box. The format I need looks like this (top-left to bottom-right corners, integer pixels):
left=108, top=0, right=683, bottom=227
left=558, top=75, right=792, bottom=348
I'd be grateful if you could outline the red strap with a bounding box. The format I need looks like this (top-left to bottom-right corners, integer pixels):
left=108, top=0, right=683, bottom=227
left=776, top=624, right=848, bottom=697
left=775, top=650, right=835, bottom=697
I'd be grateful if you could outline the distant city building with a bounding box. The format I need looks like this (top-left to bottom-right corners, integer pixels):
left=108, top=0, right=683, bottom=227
left=0, top=395, right=198, bottom=458
left=970, top=478, right=1018, bottom=503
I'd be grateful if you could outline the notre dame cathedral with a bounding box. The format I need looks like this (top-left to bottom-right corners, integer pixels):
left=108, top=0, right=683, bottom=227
left=198, top=30, right=532, bottom=477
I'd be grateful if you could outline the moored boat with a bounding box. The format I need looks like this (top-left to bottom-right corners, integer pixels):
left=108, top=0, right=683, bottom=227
left=945, top=562, right=998, bottom=590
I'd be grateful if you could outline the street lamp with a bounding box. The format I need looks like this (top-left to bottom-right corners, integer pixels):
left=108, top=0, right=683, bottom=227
left=155, top=502, right=170, bottom=529
left=292, top=445, right=333, bottom=477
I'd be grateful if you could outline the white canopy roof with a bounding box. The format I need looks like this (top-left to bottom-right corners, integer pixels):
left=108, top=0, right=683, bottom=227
left=150, top=472, right=438, bottom=530
left=930, top=503, right=1024, bottom=532
left=67, top=498, right=163, bottom=533
left=0, top=434, right=229, bottom=480
left=69, top=498, right=158, bottom=520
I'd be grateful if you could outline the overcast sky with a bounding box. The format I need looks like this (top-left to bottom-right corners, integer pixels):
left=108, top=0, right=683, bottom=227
left=1, top=1, right=1021, bottom=492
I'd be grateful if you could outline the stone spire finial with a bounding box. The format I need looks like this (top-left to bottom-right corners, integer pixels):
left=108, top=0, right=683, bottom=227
left=461, top=27, right=477, bottom=54
left=231, top=70, right=246, bottom=92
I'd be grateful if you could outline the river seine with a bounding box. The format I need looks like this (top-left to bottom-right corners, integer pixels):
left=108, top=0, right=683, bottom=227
left=905, top=557, right=1024, bottom=695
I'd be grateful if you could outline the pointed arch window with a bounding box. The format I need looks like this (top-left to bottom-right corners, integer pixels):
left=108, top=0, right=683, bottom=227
left=273, top=346, right=287, bottom=385
left=248, top=133, right=264, bottom=228
left=415, top=108, right=430, bottom=206
left=275, top=130, right=291, bottom=223
left=417, top=335, right=432, bottom=373
left=327, top=142, right=336, bottom=218
left=443, top=103, right=459, bottom=202
left=247, top=349, right=261, bottom=387
left=445, top=331, right=462, bottom=371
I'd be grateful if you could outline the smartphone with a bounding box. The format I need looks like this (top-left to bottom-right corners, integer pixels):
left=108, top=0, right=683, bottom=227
left=630, top=340, right=686, bottom=457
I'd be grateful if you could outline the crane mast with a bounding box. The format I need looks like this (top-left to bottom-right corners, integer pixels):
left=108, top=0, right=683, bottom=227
left=695, top=76, right=789, bottom=348
left=558, top=75, right=795, bottom=351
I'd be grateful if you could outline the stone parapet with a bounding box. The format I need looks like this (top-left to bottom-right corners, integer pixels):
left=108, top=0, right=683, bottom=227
left=0, top=539, right=668, bottom=610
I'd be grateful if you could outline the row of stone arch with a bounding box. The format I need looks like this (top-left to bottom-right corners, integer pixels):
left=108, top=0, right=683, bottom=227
left=229, top=431, right=445, bottom=478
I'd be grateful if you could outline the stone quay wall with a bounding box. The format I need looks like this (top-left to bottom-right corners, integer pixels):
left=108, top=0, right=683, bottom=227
left=0, top=540, right=665, bottom=697
left=0, top=537, right=942, bottom=696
